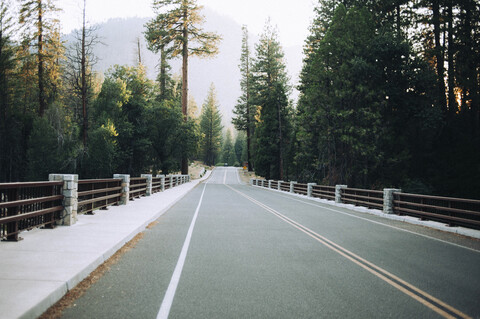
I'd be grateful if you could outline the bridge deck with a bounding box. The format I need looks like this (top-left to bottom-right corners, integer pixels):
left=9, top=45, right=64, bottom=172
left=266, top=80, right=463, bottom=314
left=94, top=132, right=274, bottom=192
left=2, top=168, right=480, bottom=318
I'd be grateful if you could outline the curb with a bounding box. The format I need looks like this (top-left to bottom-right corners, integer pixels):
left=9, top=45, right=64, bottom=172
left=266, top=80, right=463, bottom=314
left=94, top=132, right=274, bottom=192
left=252, top=185, right=480, bottom=240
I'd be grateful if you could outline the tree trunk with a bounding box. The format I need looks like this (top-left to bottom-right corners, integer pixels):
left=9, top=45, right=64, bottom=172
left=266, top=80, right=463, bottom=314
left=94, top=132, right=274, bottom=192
left=181, top=4, right=189, bottom=175
left=37, top=0, right=46, bottom=116
left=433, top=0, right=447, bottom=110
left=81, top=0, right=87, bottom=148
left=160, top=45, right=167, bottom=100
left=447, top=0, right=456, bottom=115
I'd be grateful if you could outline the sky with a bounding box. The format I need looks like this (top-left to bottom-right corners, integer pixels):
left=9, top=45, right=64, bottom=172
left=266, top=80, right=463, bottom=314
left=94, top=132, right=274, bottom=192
left=59, top=0, right=317, bottom=47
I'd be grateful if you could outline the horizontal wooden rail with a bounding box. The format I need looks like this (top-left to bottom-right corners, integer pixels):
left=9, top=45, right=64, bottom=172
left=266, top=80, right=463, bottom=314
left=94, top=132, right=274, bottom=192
left=0, top=181, right=64, bottom=241
left=311, top=185, right=335, bottom=200
left=78, top=179, right=122, bottom=215
left=341, top=188, right=383, bottom=210
left=393, top=193, right=480, bottom=229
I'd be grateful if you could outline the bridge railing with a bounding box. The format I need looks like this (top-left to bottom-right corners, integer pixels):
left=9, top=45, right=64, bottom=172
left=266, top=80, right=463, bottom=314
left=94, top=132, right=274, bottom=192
left=311, top=185, right=336, bottom=200
left=0, top=173, right=191, bottom=241
left=293, top=183, right=308, bottom=195
left=251, top=178, right=480, bottom=230
left=341, top=187, right=384, bottom=210
left=0, top=181, right=64, bottom=241
left=129, top=177, right=148, bottom=200
left=78, top=179, right=122, bottom=215
left=393, top=193, right=480, bottom=229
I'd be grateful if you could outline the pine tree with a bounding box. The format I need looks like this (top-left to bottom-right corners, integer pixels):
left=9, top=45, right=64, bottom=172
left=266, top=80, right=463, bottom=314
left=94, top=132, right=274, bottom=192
left=221, top=129, right=237, bottom=166
left=145, top=0, right=221, bottom=174
left=251, top=22, right=292, bottom=180
left=199, top=84, right=223, bottom=166
left=19, top=0, right=62, bottom=116
left=232, top=25, right=254, bottom=171
left=0, top=0, right=17, bottom=181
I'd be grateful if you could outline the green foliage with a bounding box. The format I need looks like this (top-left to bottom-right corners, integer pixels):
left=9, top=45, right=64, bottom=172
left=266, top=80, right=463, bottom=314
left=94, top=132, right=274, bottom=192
left=251, top=22, right=293, bottom=180
left=220, top=129, right=237, bottom=166
left=199, top=84, right=223, bottom=166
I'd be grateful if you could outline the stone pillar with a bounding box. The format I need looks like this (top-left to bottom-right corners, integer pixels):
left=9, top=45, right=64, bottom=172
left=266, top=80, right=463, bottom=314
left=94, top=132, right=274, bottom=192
left=141, top=174, right=152, bottom=196
left=290, top=181, right=297, bottom=193
left=383, top=188, right=401, bottom=214
left=335, top=185, right=348, bottom=204
left=49, top=174, right=78, bottom=226
left=157, top=175, right=165, bottom=191
left=168, top=175, right=173, bottom=189
left=278, top=181, right=283, bottom=191
left=114, top=174, right=130, bottom=205
left=307, top=183, right=317, bottom=197
left=268, top=180, right=273, bottom=189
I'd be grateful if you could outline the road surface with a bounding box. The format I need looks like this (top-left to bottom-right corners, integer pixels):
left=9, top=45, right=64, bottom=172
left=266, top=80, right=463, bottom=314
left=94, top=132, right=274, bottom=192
left=61, top=167, right=480, bottom=318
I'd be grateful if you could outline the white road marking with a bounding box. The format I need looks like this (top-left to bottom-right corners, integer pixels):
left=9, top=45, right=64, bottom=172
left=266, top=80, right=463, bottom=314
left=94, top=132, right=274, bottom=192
left=235, top=168, right=241, bottom=184
left=157, top=183, right=207, bottom=319
left=261, top=188, right=480, bottom=254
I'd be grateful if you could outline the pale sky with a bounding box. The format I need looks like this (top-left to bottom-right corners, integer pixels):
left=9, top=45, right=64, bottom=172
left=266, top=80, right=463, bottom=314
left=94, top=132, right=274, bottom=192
left=59, top=0, right=316, bottom=47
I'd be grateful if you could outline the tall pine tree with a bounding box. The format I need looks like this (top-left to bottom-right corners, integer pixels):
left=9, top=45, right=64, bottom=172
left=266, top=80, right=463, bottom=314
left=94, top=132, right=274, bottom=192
left=199, top=84, right=223, bottom=166
left=251, top=22, right=292, bottom=180
left=145, top=0, right=221, bottom=174
left=232, top=25, right=254, bottom=171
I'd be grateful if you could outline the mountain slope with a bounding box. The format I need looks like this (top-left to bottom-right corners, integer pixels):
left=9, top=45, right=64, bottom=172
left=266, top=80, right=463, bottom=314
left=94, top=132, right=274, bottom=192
left=64, top=8, right=303, bottom=125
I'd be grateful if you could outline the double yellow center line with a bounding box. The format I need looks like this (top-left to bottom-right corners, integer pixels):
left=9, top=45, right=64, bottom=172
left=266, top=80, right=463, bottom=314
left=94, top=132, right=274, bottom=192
left=226, top=185, right=471, bottom=319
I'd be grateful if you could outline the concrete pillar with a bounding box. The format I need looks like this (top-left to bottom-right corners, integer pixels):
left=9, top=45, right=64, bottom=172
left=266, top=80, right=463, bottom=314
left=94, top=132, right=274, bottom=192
left=250, top=178, right=254, bottom=186
left=268, top=180, right=273, bottom=189
left=49, top=174, right=78, bottom=226
left=114, top=174, right=130, bottom=205
left=278, top=181, right=283, bottom=191
left=157, top=175, right=165, bottom=191
left=168, top=175, right=173, bottom=189
left=307, top=183, right=317, bottom=197
left=335, top=185, right=348, bottom=204
left=290, top=181, right=297, bottom=193
left=141, top=174, right=152, bottom=196
left=383, top=188, right=401, bottom=214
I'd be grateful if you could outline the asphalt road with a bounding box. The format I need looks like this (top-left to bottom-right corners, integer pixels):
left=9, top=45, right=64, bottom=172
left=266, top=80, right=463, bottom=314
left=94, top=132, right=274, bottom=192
left=61, top=167, right=480, bottom=319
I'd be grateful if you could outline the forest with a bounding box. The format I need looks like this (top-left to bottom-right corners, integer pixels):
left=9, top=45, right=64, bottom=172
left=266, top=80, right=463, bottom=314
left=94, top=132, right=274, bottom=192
left=0, top=0, right=479, bottom=199
left=233, top=0, right=480, bottom=199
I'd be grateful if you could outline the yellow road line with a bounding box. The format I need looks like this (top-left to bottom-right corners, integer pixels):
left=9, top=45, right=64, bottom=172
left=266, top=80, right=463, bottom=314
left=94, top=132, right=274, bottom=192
left=226, top=185, right=472, bottom=319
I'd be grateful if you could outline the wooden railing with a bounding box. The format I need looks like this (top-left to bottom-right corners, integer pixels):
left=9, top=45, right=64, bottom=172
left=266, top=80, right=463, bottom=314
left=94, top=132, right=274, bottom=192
left=251, top=178, right=480, bottom=230
left=394, top=193, right=480, bottom=229
left=129, top=177, right=147, bottom=200
left=279, top=181, right=290, bottom=192
left=78, top=179, right=122, bottom=215
left=152, top=176, right=163, bottom=193
left=341, top=188, right=384, bottom=210
left=293, top=183, right=308, bottom=195
left=0, top=181, right=64, bottom=241
left=311, top=185, right=335, bottom=200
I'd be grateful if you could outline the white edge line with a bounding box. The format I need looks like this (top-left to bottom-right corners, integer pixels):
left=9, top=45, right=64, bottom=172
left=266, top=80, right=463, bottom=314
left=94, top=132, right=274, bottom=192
left=250, top=186, right=480, bottom=254
left=235, top=168, right=241, bottom=184
left=157, top=183, right=207, bottom=319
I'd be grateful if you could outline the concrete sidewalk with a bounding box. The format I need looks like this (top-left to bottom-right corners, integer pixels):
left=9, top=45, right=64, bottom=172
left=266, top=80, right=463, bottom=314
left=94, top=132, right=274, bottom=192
left=0, top=172, right=210, bottom=319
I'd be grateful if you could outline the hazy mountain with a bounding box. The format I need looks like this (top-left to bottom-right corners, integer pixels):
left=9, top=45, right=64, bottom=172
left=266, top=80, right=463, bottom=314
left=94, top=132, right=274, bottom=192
left=64, top=8, right=304, bottom=126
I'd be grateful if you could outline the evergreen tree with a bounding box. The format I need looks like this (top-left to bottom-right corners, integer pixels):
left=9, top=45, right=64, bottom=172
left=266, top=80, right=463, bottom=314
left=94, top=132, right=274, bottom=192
left=199, top=84, right=223, bottom=166
left=221, top=129, right=237, bottom=166
left=18, top=0, right=63, bottom=116
left=234, top=131, right=247, bottom=165
left=145, top=0, right=221, bottom=174
left=0, top=1, right=17, bottom=181
left=251, top=22, right=292, bottom=180
left=232, top=25, right=254, bottom=171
